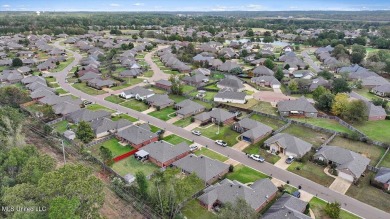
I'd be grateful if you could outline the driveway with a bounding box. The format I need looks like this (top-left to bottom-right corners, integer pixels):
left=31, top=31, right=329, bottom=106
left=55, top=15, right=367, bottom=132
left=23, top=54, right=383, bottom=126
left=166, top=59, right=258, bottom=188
left=273, top=154, right=290, bottom=170
left=329, top=178, right=352, bottom=194
left=50, top=41, right=390, bottom=219
left=184, top=123, right=200, bottom=131
left=166, top=116, right=180, bottom=124
left=141, top=108, right=156, bottom=114
left=232, top=141, right=250, bottom=151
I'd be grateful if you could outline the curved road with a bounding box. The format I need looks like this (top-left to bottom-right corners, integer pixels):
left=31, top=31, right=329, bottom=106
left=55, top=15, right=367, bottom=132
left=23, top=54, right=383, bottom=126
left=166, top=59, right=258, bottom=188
left=302, top=49, right=321, bottom=73
left=52, top=41, right=389, bottom=219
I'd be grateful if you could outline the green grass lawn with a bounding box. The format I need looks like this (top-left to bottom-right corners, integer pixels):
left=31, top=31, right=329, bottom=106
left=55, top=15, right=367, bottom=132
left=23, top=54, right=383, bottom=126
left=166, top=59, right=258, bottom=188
left=49, top=83, right=60, bottom=88
left=111, top=78, right=143, bottom=90
left=211, top=72, right=225, bottom=79
left=148, top=124, right=161, bottom=133
left=182, top=199, right=217, bottom=219
left=120, top=99, right=149, bottom=112
left=287, top=162, right=334, bottom=187
left=193, top=99, right=213, bottom=109
left=250, top=114, right=286, bottom=130
left=45, top=77, right=56, bottom=83
left=190, top=91, right=218, bottom=101
left=173, top=117, right=192, bottom=127
left=51, top=57, right=75, bottom=73
left=249, top=101, right=278, bottom=115
left=168, top=94, right=187, bottom=103
left=243, top=142, right=281, bottom=164
left=86, top=104, right=115, bottom=112
left=354, top=120, right=390, bottom=144
left=143, top=70, right=154, bottom=77
left=199, top=125, right=240, bottom=146
left=105, top=95, right=125, bottom=104
left=329, top=137, right=385, bottom=166
left=194, top=148, right=228, bottom=162
left=379, top=152, right=390, bottom=168
left=226, top=164, right=268, bottom=184
left=111, top=114, right=138, bottom=122
left=148, top=107, right=176, bottom=121
left=291, top=118, right=354, bottom=135
left=112, top=156, right=159, bottom=177
left=309, top=197, right=360, bottom=219
left=56, top=88, right=69, bottom=95
left=204, top=83, right=219, bottom=90
left=163, top=134, right=192, bottom=145
left=90, top=138, right=133, bottom=158
left=346, top=172, right=390, bottom=214
left=72, top=83, right=107, bottom=95
left=148, top=86, right=167, bottom=94
left=282, top=124, right=331, bottom=147
left=352, top=88, right=377, bottom=101
left=52, top=120, right=69, bottom=133
left=182, top=85, right=197, bottom=93
left=226, top=98, right=260, bottom=109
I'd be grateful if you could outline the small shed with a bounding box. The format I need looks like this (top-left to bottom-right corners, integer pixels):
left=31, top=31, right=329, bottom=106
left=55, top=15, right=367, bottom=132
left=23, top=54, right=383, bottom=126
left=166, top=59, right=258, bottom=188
left=135, top=150, right=149, bottom=160
left=64, top=130, right=76, bottom=140
left=124, top=174, right=135, bottom=184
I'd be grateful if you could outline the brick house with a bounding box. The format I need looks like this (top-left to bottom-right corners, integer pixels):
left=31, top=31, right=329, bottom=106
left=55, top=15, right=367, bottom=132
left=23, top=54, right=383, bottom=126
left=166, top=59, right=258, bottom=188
left=116, top=125, right=158, bottom=149
left=137, top=141, right=190, bottom=167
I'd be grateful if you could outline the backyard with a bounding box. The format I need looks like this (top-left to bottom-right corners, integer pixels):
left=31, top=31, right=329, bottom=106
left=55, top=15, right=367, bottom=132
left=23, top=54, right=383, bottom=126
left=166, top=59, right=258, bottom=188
left=72, top=82, right=107, bottom=95
left=287, top=162, right=334, bottom=187
left=90, top=138, right=133, bottom=158
left=194, top=148, right=228, bottom=162
left=52, top=120, right=76, bottom=133
left=105, top=95, right=125, bottom=104
left=226, top=164, right=268, bottom=184
left=120, top=99, right=149, bottom=112
left=282, top=124, right=331, bottom=147
left=181, top=200, right=217, bottom=219
left=112, top=156, right=159, bottom=177
left=163, top=134, right=192, bottom=145
left=50, top=57, right=75, bottom=73
left=354, top=120, right=390, bottom=144
left=249, top=114, right=286, bottom=130
left=111, top=78, right=143, bottom=90
left=309, top=197, right=360, bottom=219
left=291, top=118, right=354, bottom=135
left=226, top=98, right=260, bottom=110
left=379, top=151, right=390, bottom=168
left=197, top=124, right=240, bottom=146
left=148, top=107, right=176, bottom=121
left=249, top=101, right=278, bottom=115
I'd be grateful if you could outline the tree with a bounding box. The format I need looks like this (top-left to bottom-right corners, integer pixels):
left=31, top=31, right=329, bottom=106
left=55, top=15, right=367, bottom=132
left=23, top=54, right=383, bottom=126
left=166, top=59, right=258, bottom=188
left=41, top=104, right=56, bottom=121
left=331, top=93, right=349, bottom=116
left=0, top=106, right=26, bottom=149
left=312, top=86, right=329, bottom=101
left=331, top=78, right=351, bottom=94
left=284, top=64, right=290, bottom=70
left=0, top=86, right=30, bottom=107
left=264, top=59, right=275, bottom=70
left=325, top=201, right=341, bottom=219
left=353, top=36, right=367, bottom=46
left=99, top=146, right=113, bottom=165
left=75, top=121, right=94, bottom=143
left=318, top=70, right=333, bottom=80
left=169, top=75, right=183, bottom=95
left=288, top=80, right=298, bottom=92
left=316, top=93, right=335, bottom=112
left=135, top=171, right=149, bottom=198
left=12, top=58, right=23, bottom=67
left=240, top=49, right=248, bottom=57
left=230, top=67, right=243, bottom=75
left=263, top=36, right=274, bottom=43
left=275, top=67, right=284, bottom=81
left=48, top=197, right=80, bottom=219
left=351, top=44, right=367, bottom=64
left=343, top=100, right=368, bottom=123
left=128, top=42, right=134, bottom=49
left=217, top=198, right=257, bottom=219
left=17, top=154, right=55, bottom=184
left=372, top=98, right=389, bottom=108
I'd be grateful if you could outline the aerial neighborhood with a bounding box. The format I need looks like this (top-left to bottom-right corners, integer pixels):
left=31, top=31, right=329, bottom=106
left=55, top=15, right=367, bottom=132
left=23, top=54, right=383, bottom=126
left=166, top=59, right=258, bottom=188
left=0, top=7, right=389, bottom=219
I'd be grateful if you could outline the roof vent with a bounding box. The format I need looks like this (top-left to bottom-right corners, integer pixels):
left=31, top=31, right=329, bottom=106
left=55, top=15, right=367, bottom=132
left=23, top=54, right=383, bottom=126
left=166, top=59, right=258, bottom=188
left=238, top=185, right=241, bottom=188
left=265, top=195, right=269, bottom=199
left=230, top=185, right=233, bottom=187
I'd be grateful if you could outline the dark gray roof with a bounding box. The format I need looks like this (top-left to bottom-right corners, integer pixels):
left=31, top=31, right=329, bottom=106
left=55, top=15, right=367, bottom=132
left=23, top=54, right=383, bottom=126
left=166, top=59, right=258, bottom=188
left=277, top=97, right=318, bottom=113
left=90, top=118, right=132, bottom=135
left=263, top=193, right=310, bottom=219
left=209, top=108, right=235, bottom=123
left=372, top=84, right=390, bottom=94
left=253, top=65, right=274, bottom=76
left=30, top=88, right=55, bottom=99
left=265, top=133, right=312, bottom=157
left=374, top=167, right=390, bottom=184
left=39, top=95, right=82, bottom=106
left=122, top=86, right=154, bottom=97
left=251, top=76, right=281, bottom=86
left=146, top=94, right=174, bottom=106
left=21, top=76, right=45, bottom=84
left=173, top=154, right=229, bottom=183
left=117, top=125, right=158, bottom=145
left=67, top=109, right=111, bottom=123
left=217, top=77, right=244, bottom=91
left=241, top=125, right=272, bottom=140
left=214, top=91, right=246, bottom=101
left=155, top=79, right=172, bottom=86
left=194, top=111, right=211, bottom=121
left=142, top=141, right=190, bottom=163
left=175, top=99, right=205, bottom=115
left=52, top=101, right=81, bottom=115
left=217, top=60, right=240, bottom=72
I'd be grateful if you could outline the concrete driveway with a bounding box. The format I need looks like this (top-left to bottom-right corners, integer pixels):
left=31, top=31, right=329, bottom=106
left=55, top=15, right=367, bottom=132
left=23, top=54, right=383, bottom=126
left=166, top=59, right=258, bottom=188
left=184, top=123, right=200, bottom=131
left=141, top=108, right=156, bottom=114
left=329, top=178, right=352, bottom=194
left=273, top=154, right=290, bottom=170
left=166, top=116, right=180, bottom=124
left=232, top=141, right=250, bottom=151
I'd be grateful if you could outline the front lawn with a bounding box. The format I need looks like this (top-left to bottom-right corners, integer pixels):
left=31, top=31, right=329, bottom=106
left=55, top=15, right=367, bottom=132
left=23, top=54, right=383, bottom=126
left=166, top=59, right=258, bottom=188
left=226, top=164, right=268, bottom=184
left=51, top=57, right=75, bottom=73
left=309, top=197, right=360, bottom=219
left=182, top=199, right=217, bottom=219
left=56, top=88, right=68, bottom=95
left=354, top=120, right=390, bottom=144
left=86, top=104, right=114, bottom=112
left=90, top=138, right=133, bottom=157
left=287, top=162, right=334, bottom=187
left=329, top=137, right=385, bottom=166
left=291, top=118, right=354, bottom=135
left=194, top=148, right=228, bottom=162
left=282, top=124, right=331, bottom=147
left=110, top=78, right=143, bottom=90
left=143, top=70, right=154, bottom=77
left=199, top=125, right=240, bottom=146
left=173, top=117, right=192, bottom=127
left=120, top=99, right=149, bottom=112
left=163, top=134, right=192, bottom=145
left=105, top=95, right=125, bottom=104
left=112, top=156, right=159, bottom=177
left=72, top=82, right=107, bottom=95
left=148, top=107, right=176, bottom=121
left=148, top=86, right=167, bottom=94
left=111, top=114, right=138, bottom=122
left=243, top=140, right=281, bottom=164
left=249, top=101, right=278, bottom=115
left=249, top=114, right=286, bottom=130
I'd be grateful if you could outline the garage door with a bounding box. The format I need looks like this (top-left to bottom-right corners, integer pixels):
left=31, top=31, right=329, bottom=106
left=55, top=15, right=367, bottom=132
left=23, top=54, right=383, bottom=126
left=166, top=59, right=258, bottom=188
left=242, top=136, right=252, bottom=142
left=338, top=172, right=354, bottom=182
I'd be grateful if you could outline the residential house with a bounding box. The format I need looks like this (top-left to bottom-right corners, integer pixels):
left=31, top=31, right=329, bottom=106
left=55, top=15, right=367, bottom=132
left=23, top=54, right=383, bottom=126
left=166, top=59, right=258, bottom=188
left=17, top=66, right=32, bottom=75
left=309, top=77, right=330, bottom=91
left=282, top=45, right=294, bottom=53
left=116, top=125, right=158, bottom=149
left=264, top=133, right=313, bottom=158
left=252, top=66, right=274, bottom=77
left=349, top=92, right=386, bottom=121
left=372, top=167, right=390, bottom=191
left=90, top=117, right=132, bottom=138
left=137, top=141, right=190, bottom=167
left=66, top=109, right=111, bottom=124
left=0, top=70, right=23, bottom=83
left=251, top=76, right=281, bottom=89
left=120, top=86, right=155, bottom=100
left=145, top=94, right=174, bottom=109
left=371, top=84, right=390, bottom=97
left=277, top=97, right=318, bottom=118
left=52, top=101, right=81, bottom=116
left=263, top=193, right=310, bottom=219
left=87, top=78, right=115, bottom=89
left=175, top=99, right=205, bottom=118
left=38, top=95, right=82, bottom=106
left=233, top=118, right=273, bottom=144
left=214, top=91, right=246, bottom=104
left=197, top=178, right=277, bottom=211
left=250, top=58, right=267, bottom=66
left=182, top=73, right=208, bottom=87
left=78, top=72, right=101, bottom=82
left=30, top=87, right=55, bottom=100
left=194, top=108, right=236, bottom=125
left=314, top=146, right=370, bottom=182
left=119, top=69, right=142, bottom=78
left=172, top=154, right=230, bottom=185
left=192, top=68, right=211, bottom=76
left=217, top=76, right=245, bottom=92
left=217, top=60, right=240, bottom=72
left=155, top=79, right=172, bottom=91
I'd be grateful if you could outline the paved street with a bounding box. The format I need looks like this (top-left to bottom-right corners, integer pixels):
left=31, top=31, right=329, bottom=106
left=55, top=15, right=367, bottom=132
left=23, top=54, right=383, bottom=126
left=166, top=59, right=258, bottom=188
left=302, top=49, right=321, bottom=73
left=52, top=41, right=390, bottom=219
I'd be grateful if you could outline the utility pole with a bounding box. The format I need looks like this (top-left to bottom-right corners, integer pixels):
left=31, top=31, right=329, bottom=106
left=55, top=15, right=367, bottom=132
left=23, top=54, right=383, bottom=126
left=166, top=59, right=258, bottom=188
left=61, top=139, right=66, bottom=164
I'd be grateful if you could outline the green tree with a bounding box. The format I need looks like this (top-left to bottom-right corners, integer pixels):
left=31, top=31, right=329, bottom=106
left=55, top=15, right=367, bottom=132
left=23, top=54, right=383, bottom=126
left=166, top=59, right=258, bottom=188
left=264, top=59, right=275, bottom=70
left=0, top=106, right=26, bottom=149
left=169, top=75, right=183, bottom=95
left=331, top=78, right=351, bottom=94
left=217, top=198, right=257, bottom=219
left=351, top=44, right=367, bottom=64
left=0, top=86, right=30, bottom=107
left=128, top=42, right=134, bottom=49
left=49, top=197, right=80, bottom=219
left=17, top=154, right=55, bottom=184
left=331, top=93, right=349, bottom=116
left=312, top=86, right=329, bottom=101
left=99, top=146, right=113, bottom=165
left=288, top=80, right=298, bottom=92
left=12, top=57, right=23, bottom=67
left=325, top=201, right=341, bottom=219
left=317, top=70, right=333, bottom=80
left=284, top=64, right=290, bottom=70
left=135, top=171, right=149, bottom=198
left=274, top=67, right=284, bottom=81
left=343, top=100, right=368, bottom=123
left=263, top=36, right=274, bottom=43
left=316, top=93, right=335, bottom=112
left=75, top=121, right=94, bottom=143
left=230, top=67, right=243, bottom=75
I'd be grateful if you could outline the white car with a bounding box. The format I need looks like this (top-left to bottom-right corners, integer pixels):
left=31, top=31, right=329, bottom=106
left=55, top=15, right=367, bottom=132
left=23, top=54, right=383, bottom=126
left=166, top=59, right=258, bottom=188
left=215, top=140, right=227, bottom=147
left=189, top=145, right=199, bottom=151
left=248, top=154, right=265, bottom=163
left=192, top=130, right=202, bottom=136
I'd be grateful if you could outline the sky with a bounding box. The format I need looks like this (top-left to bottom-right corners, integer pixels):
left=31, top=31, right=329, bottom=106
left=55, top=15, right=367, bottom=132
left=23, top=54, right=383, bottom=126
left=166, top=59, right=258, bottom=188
left=1, top=0, right=389, bottom=12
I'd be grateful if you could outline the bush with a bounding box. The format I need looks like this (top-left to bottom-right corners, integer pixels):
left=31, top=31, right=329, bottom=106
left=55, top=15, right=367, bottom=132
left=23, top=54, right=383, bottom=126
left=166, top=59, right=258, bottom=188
left=229, top=164, right=234, bottom=172
left=190, top=117, right=195, bottom=122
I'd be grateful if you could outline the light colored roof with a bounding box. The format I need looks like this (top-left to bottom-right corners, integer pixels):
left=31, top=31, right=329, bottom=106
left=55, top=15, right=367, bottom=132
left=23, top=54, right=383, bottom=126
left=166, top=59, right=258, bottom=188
left=142, top=141, right=190, bottom=163
left=117, top=125, right=158, bottom=145
left=277, top=97, right=318, bottom=113
left=263, top=193, right=310, bottom=219
left=265, top=133, right=312, bottom=157
left=374, top=167, right=390, bottom=184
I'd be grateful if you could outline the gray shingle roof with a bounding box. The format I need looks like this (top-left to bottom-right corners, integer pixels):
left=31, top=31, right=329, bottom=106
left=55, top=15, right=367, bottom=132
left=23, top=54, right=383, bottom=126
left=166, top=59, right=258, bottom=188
left=175, top=99, right=205, bottom=115
left=374, top=167, right=390, bottom=184
left=142, top=141, right=190, bottom=163
left=265, top=133, right=312, bottom=157
left=217, top=77, right=245, bottom=91
left=117, top=125, right=158, bottom=145
left=66, top=109, right=111, bottom=123
left=253, top=65, right=274, bottom=76
left=277, top=97, right=318, bottom=113
left=209, top=108, right=235, bottom=123
left=214, top=91, right=246, bottom=101
left=52, top=101, right=81, bottom=115
left=90, top=118, right=132, bottom=135
left=146, top=94, right=174, bottom=107
left=122, top=86, right=154, bottom=97
left=263, top=194, right=310, bottom=219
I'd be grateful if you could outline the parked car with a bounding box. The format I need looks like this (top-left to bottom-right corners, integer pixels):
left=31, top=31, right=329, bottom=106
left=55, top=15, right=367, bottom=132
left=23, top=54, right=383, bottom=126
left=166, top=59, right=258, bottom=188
left=292, top=191, right=301, bottom=198
left=189, top=145, right=199, bottom=151
left=192, top=130, right=202, bottom=136
left=156, top=129, right=165, bottom=135
left=248, top=154, right=265, bottom=162
left=285, top=156, right=295, bottom=164
left=83, top=100, right=92, bottom=105
left=215, top=140, right=227, bottom=147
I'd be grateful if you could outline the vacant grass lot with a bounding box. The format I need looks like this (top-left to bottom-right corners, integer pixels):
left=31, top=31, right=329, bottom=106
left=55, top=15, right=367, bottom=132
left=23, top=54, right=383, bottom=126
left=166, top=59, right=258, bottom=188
left=291, top=118, right=353, bottom=135
left=249, top=101, right=278, bottom=115
left=287, top=162, right=334, bottom=187
left=90, top=138, right=133, bottom=158
left=163, top=134, right=192, bottom=145
left=111, top=114, right=138, bottom=122
left=282, top=124, right=331, bottom=147
left=354, top=120, right=390, bottom=144
left=104, top=95, right=125, bottom=104
left=226, top=164, right=268, bottom=184
left=329, top=137, right=385, bottom=166
left=86, top=104, right=114, bottom=112
left=111, top=78, right=143, bottom=90
left=249, top=114, right=286, bottom=130
left=112, top=156, right=159, bottom=177
left=309, top=197, right=360, bottom=219
left=194, top=148, right=228, bottom=162
left=173, top=117, right=192, bottom=127
left=182, top=200, right=217, bottom=219
left=148, top=107, right=176, bottom=121
left=199, top=125, right=239, bottom=146
left=120, top=99, right=149, bottom=112
left=72, top=82, right=107, bottom=95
